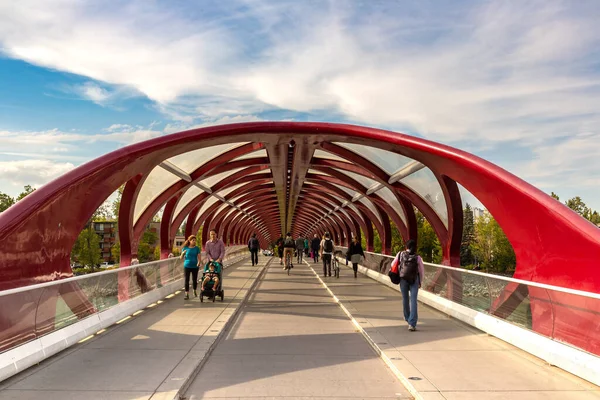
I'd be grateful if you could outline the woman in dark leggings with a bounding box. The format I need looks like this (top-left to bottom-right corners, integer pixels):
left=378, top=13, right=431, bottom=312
left=346, top=235, right=366, bottom=278
left=180, top=235, right=201, bottom=300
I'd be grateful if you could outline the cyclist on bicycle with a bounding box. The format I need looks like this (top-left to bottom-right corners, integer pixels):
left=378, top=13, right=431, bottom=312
left=282, top=232, right=295, bottom=270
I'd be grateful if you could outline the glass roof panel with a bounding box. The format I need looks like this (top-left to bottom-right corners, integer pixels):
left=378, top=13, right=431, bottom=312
left=199, top=168, right=244, bottom=188
left=233, top=148, right=268, bottom=161
left=195, top=196, right=220, bottom=223
left=307, top=168, right=331, bottom=176
left=134, top=143, right=247, bottom=225
left=245, top=170, right=272, bottom=179
left=223, top=207, right=237, bottom=221
left=134, top=165, right=180, bottom=224
left=400, top=167, right=448, bottom=228
left=215, top=183, right=244, bottom=198
left=173, top=186, right=203, bottom=220
left=358, top=196, right=381, bottom=220
left=344, top=202, right=361, bottom=217
left=214, top=202, right=230, bottom=217
left=332, top=168, right=377, bottom=190
left=334, top=142, right=414, bottom=176
left=333, top=183, right=360, bottom=199
left=374, top=186, right=407, bottom=224
left=168, top=143, right=247, bottom=174
left=313, top=149, right=349, bottom=162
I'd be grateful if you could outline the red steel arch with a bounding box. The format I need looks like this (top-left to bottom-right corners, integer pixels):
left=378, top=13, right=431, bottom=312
left=0, top=122, right=599, bottom=354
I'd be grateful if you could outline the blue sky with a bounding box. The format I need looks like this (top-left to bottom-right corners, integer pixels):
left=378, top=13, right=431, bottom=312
left=0, top=0, right=599, bottom=210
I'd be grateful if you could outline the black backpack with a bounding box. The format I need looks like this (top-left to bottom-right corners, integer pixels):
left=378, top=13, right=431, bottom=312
left=284, top=237, right=294, bottom=247
left=249, top=238, right=259, bottom=250
left=400, top=252, right=419, bottom=284
left=323, top=239, right=334, bottom=253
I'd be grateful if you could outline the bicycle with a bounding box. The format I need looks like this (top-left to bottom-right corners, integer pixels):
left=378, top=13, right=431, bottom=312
left=332, top=254, right=340, bottom=278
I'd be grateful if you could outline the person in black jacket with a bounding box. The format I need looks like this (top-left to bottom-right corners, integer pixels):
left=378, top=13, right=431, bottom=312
left=276, top=236, right=284, bottom=265
left=310, top=233, right=321, bottom=263
left=248, top=233, right=260, bottom=266
left=346, top=235, right=366, bottom=278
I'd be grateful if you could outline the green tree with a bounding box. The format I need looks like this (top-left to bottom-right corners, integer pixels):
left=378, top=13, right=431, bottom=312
left=16, top=185, right=35, bottom=201
left=111, top=185, right=124, bottom=220
left=92, top=203, right=112, bottom=221
left=138, top=228, right=159, bottom=263
left=0, top=192, right=15, bottom=212
left=153, top=245, right=161, bottom=260
left=472, top=214, right=515, bottom=273
left=473, top=215, right=494, bottom=270
left=590, top=211, right=600, bottom=225
left=550, top=192, right=560, bottom=201
left=390, top=220, right=404, bottom=255
left=417, top=213, right=442, bottom=263
left=460, top=203, right=475, bottom=266
left=71, top=226, right=102, bottom=272
left=372, top=223, right=382, bottom=253
left=565, top=196, right=588, bottom=216
left=111, top=240, right=121, bottom=264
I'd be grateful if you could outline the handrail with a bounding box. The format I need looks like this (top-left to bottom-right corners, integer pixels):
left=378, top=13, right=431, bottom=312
left=352, top=249, right=600, bottom=300
left=0, top=245, right=248, bottom=298
left=0, top=259, right=171, bottom=298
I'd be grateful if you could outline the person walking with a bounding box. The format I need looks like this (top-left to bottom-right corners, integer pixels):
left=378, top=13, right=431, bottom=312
left=304, top=237, right=309, bottom=256
left=346, top=235, right=366, bottom=278
left=205, top=229, right=225, bottom=266
left=248, top=233, right=260, bottom=266
left=295, top=235, right=305, bottom=264
left=180, top=235, right=201, bottom=300
left=310, top=233, right=321, bottom=263
left=276, top=236, right=284, bottom=265
left=320, top=232, right=335, bottom=277
left=396, top=239, right=425, bottom=331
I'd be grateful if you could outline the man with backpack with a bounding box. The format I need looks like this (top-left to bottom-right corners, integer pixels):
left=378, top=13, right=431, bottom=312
left=248, top=233, right=260, bottom=266
left=395, top=239, right=425, bottom=331
left=320, top=232, right=335, bottom=277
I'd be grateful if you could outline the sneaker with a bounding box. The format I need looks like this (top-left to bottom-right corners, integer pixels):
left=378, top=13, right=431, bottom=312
left=193, top=290, right=198, bottom=298
left=184, top=294, right=189, bottom=300
left=408, top=325, right=416, bottom=331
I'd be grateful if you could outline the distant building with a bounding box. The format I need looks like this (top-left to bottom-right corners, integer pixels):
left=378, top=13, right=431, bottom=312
left=91, top=221, right=118, bottom=263
left=473, top=207, right=486, bottom=220
left=174, top=235, right=185, bottom=247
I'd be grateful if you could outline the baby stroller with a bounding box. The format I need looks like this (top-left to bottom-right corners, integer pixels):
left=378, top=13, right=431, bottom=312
left=199, top=261, right=224, bottom=302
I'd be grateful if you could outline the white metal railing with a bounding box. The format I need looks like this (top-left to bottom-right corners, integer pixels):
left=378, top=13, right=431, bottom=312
left=359, top=249, right=600, bottom=301
left=340, top=247, right=600, bottom=357
left=0, top=246, right=249, bottom=354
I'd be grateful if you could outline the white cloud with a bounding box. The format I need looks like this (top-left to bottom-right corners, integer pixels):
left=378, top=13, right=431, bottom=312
left=163, top=114, right=264, bottom=134
left=77, top=82, right=110, bottom=104
left=0, top=1, right=599, bottom=205
left=0, top=159, right=75, bottom=188
left=0, top=1, right=597, bottom=143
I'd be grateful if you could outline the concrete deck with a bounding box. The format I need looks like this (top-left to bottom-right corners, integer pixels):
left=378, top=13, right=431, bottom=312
left=310, top=260, right=600, bottom=400
left=1, top=256, right=599, bottom=400
left=184, top=258, right=410, bottom=399
left=0, top=259, right=265, bottom=400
